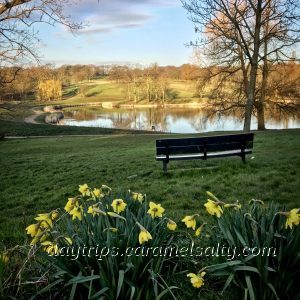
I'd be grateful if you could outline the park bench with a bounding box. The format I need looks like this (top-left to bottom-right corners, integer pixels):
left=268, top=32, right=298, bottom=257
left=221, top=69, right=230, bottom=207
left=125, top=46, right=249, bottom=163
left=156, top=133, right=254, bottom=172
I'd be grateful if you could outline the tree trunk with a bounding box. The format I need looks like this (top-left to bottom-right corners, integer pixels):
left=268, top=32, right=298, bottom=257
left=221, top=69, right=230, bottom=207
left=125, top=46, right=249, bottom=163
left=256, top=101, right=265, bottom=130
left=243, top=0, right=262, bottom=132
left=257, top=2, right=271, bottom=131
left=244, top=69, right=257, bottom=132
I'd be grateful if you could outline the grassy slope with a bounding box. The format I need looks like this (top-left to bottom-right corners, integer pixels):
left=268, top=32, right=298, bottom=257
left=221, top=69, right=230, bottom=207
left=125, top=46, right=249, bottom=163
left=44, top=79, right=201, bottom=106
left=0, top=129, right=299, bottom=247
left=55, top=79, right=125, bottom=105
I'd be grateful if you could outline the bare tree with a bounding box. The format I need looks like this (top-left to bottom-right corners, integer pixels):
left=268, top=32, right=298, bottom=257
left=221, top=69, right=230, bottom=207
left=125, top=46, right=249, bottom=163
left=0, top=0, right=81, bottom=83
left=182, top=0, right=300, bottom=131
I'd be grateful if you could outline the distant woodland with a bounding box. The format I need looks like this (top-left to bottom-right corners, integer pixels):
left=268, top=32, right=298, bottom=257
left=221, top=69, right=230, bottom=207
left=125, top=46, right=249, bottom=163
left=0, top=62, right=299, bottom=104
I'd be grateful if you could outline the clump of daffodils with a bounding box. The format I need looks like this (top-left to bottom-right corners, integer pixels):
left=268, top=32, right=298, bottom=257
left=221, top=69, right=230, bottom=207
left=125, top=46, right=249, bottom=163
left=25, top=184, right=174, bottom=253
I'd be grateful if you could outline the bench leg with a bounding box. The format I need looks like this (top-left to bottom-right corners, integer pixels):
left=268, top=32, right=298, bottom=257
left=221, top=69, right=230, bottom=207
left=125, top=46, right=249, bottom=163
left=241, top=154, right=246, bottom=163
left=163, top=161, right=168, bottom=173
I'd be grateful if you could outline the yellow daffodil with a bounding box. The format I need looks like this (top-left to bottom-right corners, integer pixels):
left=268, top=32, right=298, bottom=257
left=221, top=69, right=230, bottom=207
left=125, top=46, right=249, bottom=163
left=64, top=198, right=77, bottom=213
left=26, top=223, right=40, bottom=237
left=30, top=229, right=49, bottom=245
left=136, top=221, right=152, bottom=244
left=284, top=208, right=300, bottom=229
left=0, top=253, right=8, bottom=264
left=167, top=219, right=177, bottom=231
left=111, top=199, right=127, bottom=214
left=35, top=213, right=52, bottom=222
left=69, top=205, right=83, bottom=221
left=147, top=202, right=165, bottom=218
left=182, top=215, right=197, bottom=230
left=87, top=203, right=105, bottom=217
left=79, top=184, right=91, bottom=196
left=195, top=223, right=206, bottom=237
left=41, top=241, right=59, bottom=255
left=204, top=200, right=223, bottom=217
left=35, top=210, right=59, bottom=227
left=187, top=272, right=206, bottom=288
left=131, top=192, right=144, bottom=203
left=139, top=229, right=152, bottom=244
left=92, top=188, right=102, bottom=198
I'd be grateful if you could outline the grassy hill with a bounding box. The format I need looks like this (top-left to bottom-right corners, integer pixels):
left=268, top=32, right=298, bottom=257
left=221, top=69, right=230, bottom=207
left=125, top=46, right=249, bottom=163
left=45, top=78, right=202, bottom=106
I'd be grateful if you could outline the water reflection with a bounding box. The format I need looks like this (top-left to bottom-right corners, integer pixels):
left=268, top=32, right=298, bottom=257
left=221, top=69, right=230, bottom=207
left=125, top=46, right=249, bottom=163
left=61, top=107, right=300, bottom=133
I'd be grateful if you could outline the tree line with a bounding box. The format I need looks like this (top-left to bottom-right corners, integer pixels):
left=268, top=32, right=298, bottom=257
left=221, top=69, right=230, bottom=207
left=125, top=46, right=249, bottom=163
left=0, top=62, right=299, bottom=105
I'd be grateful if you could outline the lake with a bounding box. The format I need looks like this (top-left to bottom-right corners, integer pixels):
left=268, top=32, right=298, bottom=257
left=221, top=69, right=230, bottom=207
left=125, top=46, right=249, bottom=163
left=60, top=107, right=300, bottom=133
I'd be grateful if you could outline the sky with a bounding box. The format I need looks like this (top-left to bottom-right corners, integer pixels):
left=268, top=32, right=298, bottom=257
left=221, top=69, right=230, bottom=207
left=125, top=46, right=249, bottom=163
left=37, top=0, right=197, bottom=67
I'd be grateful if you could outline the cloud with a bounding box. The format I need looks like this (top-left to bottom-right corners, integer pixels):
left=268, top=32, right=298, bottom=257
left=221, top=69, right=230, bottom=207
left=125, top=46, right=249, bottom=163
left=62, top=0, right=175, bottom=35
left=76, top=11, right=152, bottom=35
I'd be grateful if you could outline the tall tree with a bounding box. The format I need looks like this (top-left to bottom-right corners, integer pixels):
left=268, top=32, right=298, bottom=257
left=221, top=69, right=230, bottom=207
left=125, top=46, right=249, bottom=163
left=182, top=0, right=300, bottom=131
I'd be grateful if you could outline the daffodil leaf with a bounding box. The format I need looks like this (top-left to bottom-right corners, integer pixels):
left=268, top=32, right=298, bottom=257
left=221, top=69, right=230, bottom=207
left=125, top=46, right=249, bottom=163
left=245, top=276, right=255, bottom=300
left=116, top=270, right=125, bottom=299
left=267, top=283, right=280, bottom=300
left=222, top=273, right=234, bottom=293
left=66, top=274, right=100, bottom=286
left=90, top=287, right=109, bottom=299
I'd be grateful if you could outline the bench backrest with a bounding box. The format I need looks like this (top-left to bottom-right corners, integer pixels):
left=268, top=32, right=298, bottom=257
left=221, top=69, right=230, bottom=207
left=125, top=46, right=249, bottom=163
left=156, top=133, right=254, bottom=156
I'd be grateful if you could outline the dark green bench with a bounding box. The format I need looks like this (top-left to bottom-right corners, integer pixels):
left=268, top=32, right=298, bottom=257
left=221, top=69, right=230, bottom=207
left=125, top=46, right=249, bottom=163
left=156, top=133, right=254, bottom=172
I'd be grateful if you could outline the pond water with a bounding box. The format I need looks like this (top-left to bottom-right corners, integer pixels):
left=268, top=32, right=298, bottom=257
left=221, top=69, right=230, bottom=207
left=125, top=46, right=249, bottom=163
left=60, top=107, right=300, bottom=133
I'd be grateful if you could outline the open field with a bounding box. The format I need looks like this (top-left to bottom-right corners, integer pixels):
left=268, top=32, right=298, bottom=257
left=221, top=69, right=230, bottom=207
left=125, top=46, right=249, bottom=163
left=59, top=79, right=125, bottom=105
left=44, top=79, right=203, bottom=106
left=0, top=128, right=299, bottom=248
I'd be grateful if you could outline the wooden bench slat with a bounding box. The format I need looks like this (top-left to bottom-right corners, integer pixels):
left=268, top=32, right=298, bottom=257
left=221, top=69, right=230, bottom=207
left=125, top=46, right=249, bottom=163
left=156, top=141, right=253, bottom=155
left=156, top=133, right=254, bottom=148
left=156, top=149, right=252, bottom=161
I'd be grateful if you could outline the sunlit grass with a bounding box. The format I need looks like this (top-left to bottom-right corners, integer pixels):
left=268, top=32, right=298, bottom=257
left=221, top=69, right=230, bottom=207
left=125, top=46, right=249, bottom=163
left=0, top=129, right=299, bottom=247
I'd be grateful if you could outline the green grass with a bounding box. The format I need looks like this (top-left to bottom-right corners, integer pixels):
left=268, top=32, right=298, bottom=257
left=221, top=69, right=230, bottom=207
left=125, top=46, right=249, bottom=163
left=0, top=129, right=299, bottom=248
left=42, top=79, right=205, bottom=106
left=56, top=79, right=125, bottom=105
left=169, top=80, right=197, bottom=99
